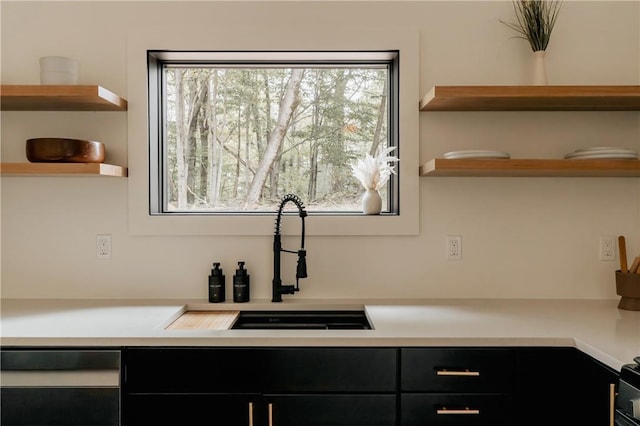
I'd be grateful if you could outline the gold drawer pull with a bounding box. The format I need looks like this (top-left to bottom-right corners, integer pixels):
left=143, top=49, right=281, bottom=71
left=436, top=369, right=480, bottom=377
left=268, top=403, right=273, bottom=426
left=437, top=407, right=480, bottom=415
left=249, top=402, right=254, bottom=426
left=609, top=383, right=616, bottom=426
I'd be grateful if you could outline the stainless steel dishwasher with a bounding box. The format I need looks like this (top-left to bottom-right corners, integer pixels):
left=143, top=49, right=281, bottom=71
left=1, top=348, right=120, bottom=426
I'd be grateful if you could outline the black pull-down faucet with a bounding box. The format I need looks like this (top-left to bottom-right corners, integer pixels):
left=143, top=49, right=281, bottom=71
left=272, top=194, right=307, bottom=302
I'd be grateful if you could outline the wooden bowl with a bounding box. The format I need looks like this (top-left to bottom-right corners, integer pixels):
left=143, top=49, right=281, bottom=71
left=26, top=138, right=105, bottom=163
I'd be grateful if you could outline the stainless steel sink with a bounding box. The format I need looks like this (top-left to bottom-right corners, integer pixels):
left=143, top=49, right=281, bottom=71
left=230, top=310, right=371, bottom=330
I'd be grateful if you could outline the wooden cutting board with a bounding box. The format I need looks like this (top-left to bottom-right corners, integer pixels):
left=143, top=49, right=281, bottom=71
left=165, top=311, right=240, bottom=330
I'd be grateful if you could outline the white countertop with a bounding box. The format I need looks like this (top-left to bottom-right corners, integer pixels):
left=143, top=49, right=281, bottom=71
left=1, top=298, right=639, bottom=371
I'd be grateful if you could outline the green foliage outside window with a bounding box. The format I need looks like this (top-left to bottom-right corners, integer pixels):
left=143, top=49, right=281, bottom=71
left=164, top=65, right=390, bottom=212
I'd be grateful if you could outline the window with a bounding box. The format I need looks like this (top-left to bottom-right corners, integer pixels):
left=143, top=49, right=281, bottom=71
left=149, top=51, right=399, bottom=214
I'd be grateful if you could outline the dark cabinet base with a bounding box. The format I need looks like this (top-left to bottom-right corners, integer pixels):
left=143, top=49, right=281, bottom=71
left=122, top=347, right=398, bottom=426
left=122, top=346, right=619, bottom=426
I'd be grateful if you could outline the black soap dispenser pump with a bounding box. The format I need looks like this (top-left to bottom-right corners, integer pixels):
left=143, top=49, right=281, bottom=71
left=208, top=262, right=226, bottom=303
left=233, top=261, right=250, bottom=303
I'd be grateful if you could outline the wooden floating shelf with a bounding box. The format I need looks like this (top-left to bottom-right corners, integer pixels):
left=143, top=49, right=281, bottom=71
left=0, top=162, right=128, bottom=177
left=0, top=85, right=128, bottom=111
left=419, top=159, right=640, bottom=177
left=419, top=85, right=640, bottom=111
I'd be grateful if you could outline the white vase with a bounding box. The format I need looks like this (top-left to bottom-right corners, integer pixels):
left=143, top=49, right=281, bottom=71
left=532, top=50, right=548, bottom=85
left=362, top=189, right=382, bottom=215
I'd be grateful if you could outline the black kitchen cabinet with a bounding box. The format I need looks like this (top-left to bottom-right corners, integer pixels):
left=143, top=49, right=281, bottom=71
left=123, top=348, right=262, bottom=425
left=515, top=347, right=619, bottom=426
left=123, top=346, right=619, bottom=426
left=261, top=348, right=397, bottom=425
left=122, top=347, right=397, bottom=426
left=575, top=350, right=619, bottom=424
left=400, top=348, right=516, bottom=426
left=1, top=348, right=120, bottom=426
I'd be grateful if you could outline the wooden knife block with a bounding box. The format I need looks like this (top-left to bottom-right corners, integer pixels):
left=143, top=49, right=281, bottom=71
left=616, top=271, right=640, bottom=311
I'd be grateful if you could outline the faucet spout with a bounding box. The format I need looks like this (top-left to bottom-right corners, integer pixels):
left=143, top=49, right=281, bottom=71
left=272, top=194, right=307, bottom=303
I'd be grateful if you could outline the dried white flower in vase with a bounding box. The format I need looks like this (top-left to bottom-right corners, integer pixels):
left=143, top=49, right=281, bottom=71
left=350, top=146, right=399, bottom=214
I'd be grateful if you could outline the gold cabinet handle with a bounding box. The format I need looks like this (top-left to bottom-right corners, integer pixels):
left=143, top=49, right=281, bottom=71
left=248, top=402, right=254, bottom=426
left=268, top=403, right=273, bottom=426
left=436, top=369, right=480, bottom=377
left=609, top=383, right=616, bottom=426
left=437, top=407, right=480, bottom=415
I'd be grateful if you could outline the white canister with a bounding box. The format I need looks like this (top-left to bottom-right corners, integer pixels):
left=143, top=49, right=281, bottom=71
left=39, top=56, right=80, bottom=85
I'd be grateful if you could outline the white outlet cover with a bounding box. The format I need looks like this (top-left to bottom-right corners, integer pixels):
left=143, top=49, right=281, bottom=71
left=447, top=236, right=462, bottom=260
left=599, top=236, right=616, bottom=261
left=97, top=235, right=112, bottom=259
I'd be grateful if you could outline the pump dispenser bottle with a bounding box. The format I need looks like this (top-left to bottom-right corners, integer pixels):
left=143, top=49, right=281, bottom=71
left=233, top=261, right=250, bottom=303
left=208, top=262, right=226, bottom=303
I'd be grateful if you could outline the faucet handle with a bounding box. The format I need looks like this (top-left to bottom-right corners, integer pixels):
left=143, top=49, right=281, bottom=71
left=296, top=249, right=308, bottom=279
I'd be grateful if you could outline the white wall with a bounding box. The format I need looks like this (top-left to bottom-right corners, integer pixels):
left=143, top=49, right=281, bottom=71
left=1, top=1, right=639, bottom=300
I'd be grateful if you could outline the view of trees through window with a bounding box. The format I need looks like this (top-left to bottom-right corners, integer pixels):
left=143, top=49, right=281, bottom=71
left=163, top=62, right=392, bottom=212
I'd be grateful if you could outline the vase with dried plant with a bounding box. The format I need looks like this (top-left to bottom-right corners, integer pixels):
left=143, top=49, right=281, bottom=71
left=500, top=0, right=562, bottom=85
left=350, top=147, right=398, bottom=215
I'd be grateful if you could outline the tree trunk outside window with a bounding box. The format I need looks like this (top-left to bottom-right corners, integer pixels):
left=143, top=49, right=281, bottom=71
left=246, top=68, right=304, bottom=207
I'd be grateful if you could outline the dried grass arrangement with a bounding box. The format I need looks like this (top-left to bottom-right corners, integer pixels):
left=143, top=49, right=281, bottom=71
left=351, top=147, right=398, bottom=191
left=500, top=0, right=562, bottom=52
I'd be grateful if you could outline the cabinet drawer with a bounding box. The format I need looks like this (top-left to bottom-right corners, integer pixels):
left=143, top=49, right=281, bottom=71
left=401, top=393, right=512, bottom=426
left=401, top=348, right=515, bottom=392
left=124, top=348, right=261, bottom=393
left=262, top=348, right=397, bottom=392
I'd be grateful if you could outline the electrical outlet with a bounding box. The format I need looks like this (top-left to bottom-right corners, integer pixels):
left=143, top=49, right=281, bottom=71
left=447, top=236, right=462, bottom=260
left=599, top=236, right=616, bottom=261
left=97, top=235, right=112, bottom=259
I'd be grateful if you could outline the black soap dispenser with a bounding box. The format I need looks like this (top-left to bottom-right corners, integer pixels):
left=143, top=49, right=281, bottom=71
left=233, top=261, right=250, bottom=303
left=208, top=262, right=226, bottom=303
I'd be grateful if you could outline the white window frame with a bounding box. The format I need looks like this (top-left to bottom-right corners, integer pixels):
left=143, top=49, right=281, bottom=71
left=127, top=26, right=419, bottom=236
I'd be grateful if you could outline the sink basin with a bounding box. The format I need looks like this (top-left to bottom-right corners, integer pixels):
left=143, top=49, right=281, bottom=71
left=230, top=310, right=372, bottom=330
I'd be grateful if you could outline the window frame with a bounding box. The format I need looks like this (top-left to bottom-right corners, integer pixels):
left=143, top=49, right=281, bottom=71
left=127, top=26, right=419, bottom=236
left=148, top=50, right=400, bottom=216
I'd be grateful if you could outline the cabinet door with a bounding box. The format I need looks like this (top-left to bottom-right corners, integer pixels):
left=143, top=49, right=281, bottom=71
left=515, top=348, right=618, bottom=426
left=516, top=347, right=576, bottom=425
left=574, top=350, right=619, bottom=425
left=265, top=394, right=397, bottom=426
left=123, top=394, right=259, bottom=426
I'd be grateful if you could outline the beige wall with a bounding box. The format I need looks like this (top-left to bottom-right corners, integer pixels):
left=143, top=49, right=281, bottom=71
left=1, top=1, right=639, bottom=300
